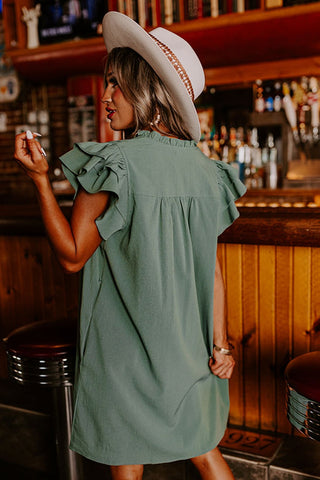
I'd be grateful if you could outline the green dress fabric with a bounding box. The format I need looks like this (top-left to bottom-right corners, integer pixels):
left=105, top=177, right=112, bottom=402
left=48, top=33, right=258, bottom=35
left=60, top=130, right=246, bottom=466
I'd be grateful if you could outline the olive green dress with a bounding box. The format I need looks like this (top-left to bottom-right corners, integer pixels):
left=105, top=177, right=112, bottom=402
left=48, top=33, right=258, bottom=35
left=60, top=130, right=246, bottom=466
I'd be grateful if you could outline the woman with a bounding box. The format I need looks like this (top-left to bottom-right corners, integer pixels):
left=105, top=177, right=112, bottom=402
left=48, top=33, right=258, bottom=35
left=14, top=11, right=245, bottom=480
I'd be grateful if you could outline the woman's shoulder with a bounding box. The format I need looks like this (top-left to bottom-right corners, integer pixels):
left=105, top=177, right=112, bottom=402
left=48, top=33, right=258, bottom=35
left=60, top=140, right=126, bottom=173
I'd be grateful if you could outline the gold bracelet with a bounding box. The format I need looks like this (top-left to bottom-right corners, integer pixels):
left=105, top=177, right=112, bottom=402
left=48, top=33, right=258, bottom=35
left=213, top=343, right=234, bottom=356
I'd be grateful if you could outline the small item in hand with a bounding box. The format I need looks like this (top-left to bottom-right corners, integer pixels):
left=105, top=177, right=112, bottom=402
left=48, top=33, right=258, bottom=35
left=25, top=130, right=46, bottom=156
left=26, top=130, right=33, bottom=139
left=213, top=343, right=234, bottom=356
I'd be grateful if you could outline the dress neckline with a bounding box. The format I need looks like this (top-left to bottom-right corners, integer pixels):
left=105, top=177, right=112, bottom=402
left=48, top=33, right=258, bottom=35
left=135, top=130, right=197, bottom=147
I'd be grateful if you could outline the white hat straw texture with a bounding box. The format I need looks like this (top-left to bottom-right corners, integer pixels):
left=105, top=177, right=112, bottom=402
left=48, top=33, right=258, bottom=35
left=102, top=11, right=205, bottom=142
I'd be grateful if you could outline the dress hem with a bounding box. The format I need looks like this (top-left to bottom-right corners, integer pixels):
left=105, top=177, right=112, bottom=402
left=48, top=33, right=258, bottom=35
left=69, top=436, right=225, bottom=466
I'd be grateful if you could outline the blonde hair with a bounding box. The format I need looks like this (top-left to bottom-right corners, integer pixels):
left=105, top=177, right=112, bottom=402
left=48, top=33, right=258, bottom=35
left=105, top=47, right=192, bottom=140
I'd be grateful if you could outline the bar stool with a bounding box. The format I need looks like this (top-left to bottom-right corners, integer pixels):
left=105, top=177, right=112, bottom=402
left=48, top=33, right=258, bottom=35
left=3, top=319, right=83, bottom=480
left=285, top=351, right=320, bottom=442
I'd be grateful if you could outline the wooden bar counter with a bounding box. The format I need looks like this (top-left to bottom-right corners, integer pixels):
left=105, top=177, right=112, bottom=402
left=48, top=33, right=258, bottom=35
left=1, top=190, right=320, bottom=437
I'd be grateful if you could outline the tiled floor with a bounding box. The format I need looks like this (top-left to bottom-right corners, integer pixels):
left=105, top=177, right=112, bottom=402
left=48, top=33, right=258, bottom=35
left=2, top=437, right=320, bottom=480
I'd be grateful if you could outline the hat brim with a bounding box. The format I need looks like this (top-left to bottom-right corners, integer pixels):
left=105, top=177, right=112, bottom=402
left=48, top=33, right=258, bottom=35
left=102, top=12, right=201, bottom=143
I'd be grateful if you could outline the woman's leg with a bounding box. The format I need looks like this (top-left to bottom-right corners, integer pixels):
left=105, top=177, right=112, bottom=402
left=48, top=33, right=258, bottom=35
left=110, top=465, right=144, bottom=480
left=191, top=447, right=235, bottom=480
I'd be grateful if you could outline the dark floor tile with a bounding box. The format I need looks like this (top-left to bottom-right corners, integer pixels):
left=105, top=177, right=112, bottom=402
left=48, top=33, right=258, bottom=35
left=144, top=461, right=187, bottom=480
left=0, top=461, right=56, bottom=480
left=269, top=466, right=320, bottom=480
left=270, top=436, right=320, bottom=479
left=224, top=455, right=269, bottom=480
left=81, top=457, right=112, bottom=479
left=0, top=403, right=56, bottom=472
left=187, top=454, right=268, bottom=480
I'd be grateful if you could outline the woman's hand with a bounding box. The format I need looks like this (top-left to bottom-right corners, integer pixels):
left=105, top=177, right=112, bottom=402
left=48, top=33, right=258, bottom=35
left=209, top=350, right=235, bottom=379
left=14, top=131, right=48, bottom=182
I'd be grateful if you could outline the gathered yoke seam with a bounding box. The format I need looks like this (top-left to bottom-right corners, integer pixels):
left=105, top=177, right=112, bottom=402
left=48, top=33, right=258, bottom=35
left=131, top=192, right=218, bottom=199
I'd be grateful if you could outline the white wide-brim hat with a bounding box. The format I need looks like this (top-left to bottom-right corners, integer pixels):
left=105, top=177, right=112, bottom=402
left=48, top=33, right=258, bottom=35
left=102, top=11, right=205, bottom=142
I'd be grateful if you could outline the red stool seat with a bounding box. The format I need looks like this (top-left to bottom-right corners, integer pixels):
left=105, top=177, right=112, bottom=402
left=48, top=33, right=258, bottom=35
left=285, top=351, right=320, bottom=403
left=285, top=351, right=320, bottom=442
left=4, top=319, right=76, bottom=357
left=3, top=320, right=76, bottom=387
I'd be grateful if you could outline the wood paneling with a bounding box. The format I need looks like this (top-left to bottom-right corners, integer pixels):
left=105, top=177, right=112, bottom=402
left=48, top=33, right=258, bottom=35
left=217, top=243, right=320, bottom=435
left=222, top=243, right=244, bottom=426
left=275, top=246, right=293, bottom=433
left=258, top=245, right=276, bottom=432
left=0, top=235, right=79, bottom=378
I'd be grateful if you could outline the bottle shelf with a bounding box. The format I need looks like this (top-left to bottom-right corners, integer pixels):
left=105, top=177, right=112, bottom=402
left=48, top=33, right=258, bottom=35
left=4, top=3, right=320, bottom=85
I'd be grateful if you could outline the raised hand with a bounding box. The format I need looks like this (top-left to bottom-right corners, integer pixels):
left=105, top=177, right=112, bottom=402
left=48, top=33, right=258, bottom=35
left=14, top=130, right=48, bottom=182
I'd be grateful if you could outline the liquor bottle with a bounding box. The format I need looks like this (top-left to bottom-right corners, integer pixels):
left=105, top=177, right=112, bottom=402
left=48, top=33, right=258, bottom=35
left=228, top=127, right=237, bottom=163
left=282, top=82, right=299, bottom=144
left=234, top=127, right=246, bottom=182
left=212, top=130, right=221, bottom=158
left=308, top=76, right=320, bottom=142
left=219, top=124, right=228, bottom=150
left=264, top=84, right=274, bottom=112
left=265, top=133, right=278, bottom=189
left=221, top=127, right=241, bottom=176
left=254, top=79, right=265, bottom=113
left=243, top=129, right=253, bottom=188
left=207, top=128, right=220, bottom=160
left=295, top=78, right=308, bottom=144
left=248, top=128, right=264, bottom=188
left=273, top=81, right=283, bottom=112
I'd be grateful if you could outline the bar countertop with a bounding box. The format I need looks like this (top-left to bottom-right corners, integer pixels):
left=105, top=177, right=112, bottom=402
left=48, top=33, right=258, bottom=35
left=1, top=189, right=320, bottom=247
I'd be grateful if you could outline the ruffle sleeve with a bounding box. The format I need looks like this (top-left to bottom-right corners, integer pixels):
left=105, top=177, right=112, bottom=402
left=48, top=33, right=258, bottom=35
left=60, top=142, right=128, bottom=241
left=214, top=161, right=246, bottom=236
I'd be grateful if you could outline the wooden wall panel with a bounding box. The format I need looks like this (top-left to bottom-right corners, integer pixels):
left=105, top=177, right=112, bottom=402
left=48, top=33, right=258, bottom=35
left=275, top=246, right=293, bottom=434
left=0, top=235, right=79, bottom=378
left=292, top=247, right=311, bottom=357
left=218, top=244, right=244, bottom=426
left=218, top=243, right=320, bottom=435
left=241, top=245, right=260, bottom=430
left=258, top=245, right=276, bottom=432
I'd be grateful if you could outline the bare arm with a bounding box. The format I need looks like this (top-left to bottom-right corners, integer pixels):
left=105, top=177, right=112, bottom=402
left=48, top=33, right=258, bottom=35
left=209, top=256, right=235, bottom=379
left=14, top=132, right=109, bottom=272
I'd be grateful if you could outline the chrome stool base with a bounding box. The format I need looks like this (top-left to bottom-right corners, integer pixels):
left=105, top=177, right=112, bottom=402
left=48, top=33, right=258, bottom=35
left=286, top=385, right=320, bottom=441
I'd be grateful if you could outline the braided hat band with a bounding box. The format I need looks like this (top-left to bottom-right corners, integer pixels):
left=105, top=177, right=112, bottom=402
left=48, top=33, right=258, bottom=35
left=149, top=34, right=195, bottom=102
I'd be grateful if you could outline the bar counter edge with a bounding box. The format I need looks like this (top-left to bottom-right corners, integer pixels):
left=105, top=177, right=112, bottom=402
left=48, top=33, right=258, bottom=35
left=1, top=202, right=320, bottom=247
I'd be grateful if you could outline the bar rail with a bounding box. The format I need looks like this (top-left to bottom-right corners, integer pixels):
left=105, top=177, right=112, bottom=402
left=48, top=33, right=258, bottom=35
left=1, top=191, right=320, bottom=247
